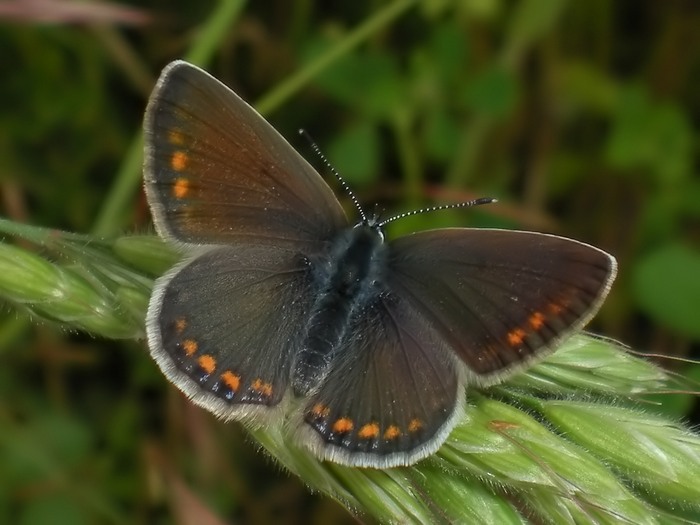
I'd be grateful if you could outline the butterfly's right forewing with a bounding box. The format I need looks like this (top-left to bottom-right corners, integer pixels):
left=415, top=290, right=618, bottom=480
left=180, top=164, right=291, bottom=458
left=387, top=228, right=617, bottom=385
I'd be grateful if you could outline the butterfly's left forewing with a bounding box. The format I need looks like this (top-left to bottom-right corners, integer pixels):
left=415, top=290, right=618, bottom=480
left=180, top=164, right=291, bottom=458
left=144, top=61, right=347, bottom=248
left=387, top=228, right=617, bottom=384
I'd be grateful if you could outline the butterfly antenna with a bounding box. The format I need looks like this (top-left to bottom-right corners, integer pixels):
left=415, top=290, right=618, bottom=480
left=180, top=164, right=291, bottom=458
left=378, top=197, right=497, bottom=227
left=299, top=129, right=367, bottom=224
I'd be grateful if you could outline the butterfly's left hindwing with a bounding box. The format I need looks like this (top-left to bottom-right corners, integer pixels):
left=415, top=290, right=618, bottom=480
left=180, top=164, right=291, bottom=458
left=147, top=243, right=316, bottom=422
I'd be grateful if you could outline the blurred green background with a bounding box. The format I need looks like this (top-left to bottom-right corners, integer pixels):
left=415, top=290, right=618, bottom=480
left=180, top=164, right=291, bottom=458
left=1, top=1, right=699, bottom=523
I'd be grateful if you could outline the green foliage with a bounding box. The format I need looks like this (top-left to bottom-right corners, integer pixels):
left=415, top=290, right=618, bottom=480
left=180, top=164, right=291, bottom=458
left=633, top=243, right=700, bottom=340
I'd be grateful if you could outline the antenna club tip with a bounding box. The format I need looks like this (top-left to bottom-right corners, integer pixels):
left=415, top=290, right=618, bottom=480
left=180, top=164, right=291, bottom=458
left=474, top=197, right=497, bottom=206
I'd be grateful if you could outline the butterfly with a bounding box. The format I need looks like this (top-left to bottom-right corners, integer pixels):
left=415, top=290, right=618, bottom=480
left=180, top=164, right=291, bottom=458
left=143, top=60, right=617, bottom=468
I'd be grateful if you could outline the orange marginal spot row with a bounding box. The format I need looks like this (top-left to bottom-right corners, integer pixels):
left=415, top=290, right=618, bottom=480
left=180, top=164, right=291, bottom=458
left=504, top=298, right=570, bottom=349
left=323, top=410, right=424, bottom=441
left=175, top=318, right=270, bottom=398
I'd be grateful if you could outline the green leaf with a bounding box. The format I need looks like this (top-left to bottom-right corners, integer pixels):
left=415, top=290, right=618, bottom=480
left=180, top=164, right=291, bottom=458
left=606, top=84, right=692, bottom=183
left=20, top=495, right=89, bottom=525
left=427, top=20, right=469, bottom=87
left=507, top=0, right=568, bottom=50
left=424, top=107, right=461, bottom=162
left=559, top=61, right=618, bottom=113
left=310, top=45, right=406, bottom=119
left=463, top=66, right=518, bottom=117
left=632, top=243, right=700, bottom=339
left=327, top=121, right=381, bottom=186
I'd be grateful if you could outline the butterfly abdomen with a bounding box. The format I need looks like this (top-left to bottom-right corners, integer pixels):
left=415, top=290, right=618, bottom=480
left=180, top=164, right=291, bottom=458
left=292, top=225, right=386, bottom=396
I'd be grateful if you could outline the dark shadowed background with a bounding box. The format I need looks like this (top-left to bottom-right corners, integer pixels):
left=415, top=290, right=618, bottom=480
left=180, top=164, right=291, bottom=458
left=1, top=1, right=699, bottom=524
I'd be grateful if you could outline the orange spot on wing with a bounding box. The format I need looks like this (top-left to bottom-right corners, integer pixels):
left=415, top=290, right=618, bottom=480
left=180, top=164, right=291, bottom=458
left=171, top=151, right=188, bottom=171
left=408, top=418, right=423, bottom=433
left=383, top=425, right=401, bottom=440
left=548, top=300, right=567, bottom=315
left=311, top=403, right=330, bottom=418
left=182, top=339, right=198, bottom=356
left=168, top=130, right=185, bottom=145
left=332, top=417, right=354, bottom=433
left=221, top=371, right=240, bottom=392
left=198, top=354, right=216, bottom=374
left=174, top=317, right=187, bottom=334
left=173, top=177, right=190, bottom=198
left=251, top=378, right=273, bottom=397
left=528, top=311, right=545, bottom=330
left=358, top=422, right=380, bottom=439
left=507, top=328, right=526, bottom=346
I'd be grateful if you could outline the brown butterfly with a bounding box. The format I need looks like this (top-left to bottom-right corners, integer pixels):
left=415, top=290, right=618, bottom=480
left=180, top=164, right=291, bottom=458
left=143, top=61, right=617, bottom=468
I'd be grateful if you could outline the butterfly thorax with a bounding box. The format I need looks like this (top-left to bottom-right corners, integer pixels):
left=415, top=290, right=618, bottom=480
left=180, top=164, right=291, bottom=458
left=292, top=224, right=387, bottom=396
